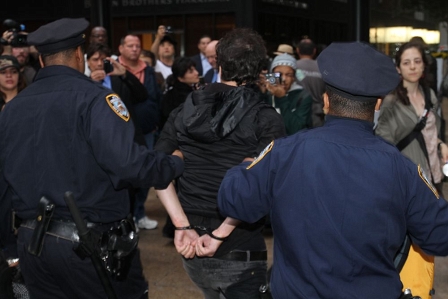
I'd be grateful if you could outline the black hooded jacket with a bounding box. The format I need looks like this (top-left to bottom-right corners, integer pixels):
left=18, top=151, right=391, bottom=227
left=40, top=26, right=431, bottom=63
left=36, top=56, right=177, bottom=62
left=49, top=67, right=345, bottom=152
left=155, top=83, right=285, bottom=255
left=157, top=83, right=285, bottom=214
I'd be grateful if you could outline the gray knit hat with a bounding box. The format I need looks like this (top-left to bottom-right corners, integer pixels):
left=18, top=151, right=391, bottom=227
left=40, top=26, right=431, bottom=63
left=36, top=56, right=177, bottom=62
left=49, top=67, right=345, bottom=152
left=270, top=53, right=297, bottom=72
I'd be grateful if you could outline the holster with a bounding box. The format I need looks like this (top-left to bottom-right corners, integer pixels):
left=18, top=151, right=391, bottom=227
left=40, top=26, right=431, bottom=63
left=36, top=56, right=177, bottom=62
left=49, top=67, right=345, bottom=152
left=27, top=197, right=54, bottom=256
left=99, top=215, right=138, bottom=281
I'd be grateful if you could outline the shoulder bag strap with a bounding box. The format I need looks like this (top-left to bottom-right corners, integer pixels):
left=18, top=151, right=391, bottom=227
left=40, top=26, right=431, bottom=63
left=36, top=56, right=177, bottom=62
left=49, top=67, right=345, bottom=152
left=396, top=88, right=432, bottom=152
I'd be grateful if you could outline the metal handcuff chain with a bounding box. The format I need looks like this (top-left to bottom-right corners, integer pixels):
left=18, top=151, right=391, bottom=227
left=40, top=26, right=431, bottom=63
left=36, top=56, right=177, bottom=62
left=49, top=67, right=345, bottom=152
left=174, top=225, right=228, bottom=241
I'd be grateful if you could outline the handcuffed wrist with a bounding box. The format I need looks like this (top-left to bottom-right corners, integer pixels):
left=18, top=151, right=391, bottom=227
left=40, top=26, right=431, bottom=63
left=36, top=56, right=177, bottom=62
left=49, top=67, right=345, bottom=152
left=174, top=225, right=194, bottom=230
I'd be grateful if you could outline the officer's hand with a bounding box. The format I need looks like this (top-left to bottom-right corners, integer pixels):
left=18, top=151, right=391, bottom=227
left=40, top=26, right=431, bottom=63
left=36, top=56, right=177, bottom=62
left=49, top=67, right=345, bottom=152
left=266, top=82, right=286, bottom=98
left=90, top=69, right=106, bottom=82
left=195, top=234, right=222, bottom=257
left=107, top=58, right=126, bottom=77
left=174, top=229, right=199, bottom=259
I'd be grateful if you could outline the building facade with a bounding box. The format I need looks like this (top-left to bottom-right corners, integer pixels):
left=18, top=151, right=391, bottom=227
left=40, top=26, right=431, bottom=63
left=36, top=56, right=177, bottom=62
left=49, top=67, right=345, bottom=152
left=1, top=0, right=361, bottom=57
left=1, top=0, right=443, bottom=57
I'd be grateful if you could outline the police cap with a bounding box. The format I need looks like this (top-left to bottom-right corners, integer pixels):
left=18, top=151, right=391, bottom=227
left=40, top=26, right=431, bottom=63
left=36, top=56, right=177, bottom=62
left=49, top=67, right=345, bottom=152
left=27, top=18, right=89, bottom=55
left=317, top=42, right=400, bottom=101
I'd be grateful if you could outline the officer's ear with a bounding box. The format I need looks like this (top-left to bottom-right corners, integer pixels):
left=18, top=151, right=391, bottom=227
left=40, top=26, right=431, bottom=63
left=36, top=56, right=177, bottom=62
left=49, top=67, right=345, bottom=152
left=323, top=92, right=330, bottom=115
left=75, top=46, right=84, bottom=62
left=38, top=55, right=45, bottom=68
left=75, top=46, right=85, bottom=73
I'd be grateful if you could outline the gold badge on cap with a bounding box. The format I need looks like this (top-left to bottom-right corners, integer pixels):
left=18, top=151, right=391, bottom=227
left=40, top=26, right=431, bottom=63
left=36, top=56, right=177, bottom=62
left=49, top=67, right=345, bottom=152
left=418, top=165, right=439, bottom=199
left=247, top=141, right=274, bottom=170
left=105, top=94, right=130, bottom=122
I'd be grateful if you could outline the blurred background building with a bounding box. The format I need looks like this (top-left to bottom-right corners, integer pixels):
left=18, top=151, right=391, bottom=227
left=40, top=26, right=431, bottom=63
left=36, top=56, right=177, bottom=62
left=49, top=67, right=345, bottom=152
left=1, top=0, right=447, bottom=55
left=1, top=0, right=448, bottom=85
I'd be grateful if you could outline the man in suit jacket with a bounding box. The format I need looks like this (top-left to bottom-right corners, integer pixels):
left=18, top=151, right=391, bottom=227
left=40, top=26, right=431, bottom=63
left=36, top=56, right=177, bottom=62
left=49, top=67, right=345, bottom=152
left=190, top=34, right=212, bottom=77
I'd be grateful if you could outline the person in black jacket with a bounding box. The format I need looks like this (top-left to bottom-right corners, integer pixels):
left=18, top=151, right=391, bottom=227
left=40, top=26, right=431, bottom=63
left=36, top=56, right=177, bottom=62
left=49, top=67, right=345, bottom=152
left=155, top=28, right=286, bottom=298
left=160, top=56, right=199, bottom=130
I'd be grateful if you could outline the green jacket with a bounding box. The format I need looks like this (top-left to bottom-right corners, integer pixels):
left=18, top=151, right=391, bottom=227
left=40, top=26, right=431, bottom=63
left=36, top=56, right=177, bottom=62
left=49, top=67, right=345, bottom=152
left=261, top=88, right=313, bottom=135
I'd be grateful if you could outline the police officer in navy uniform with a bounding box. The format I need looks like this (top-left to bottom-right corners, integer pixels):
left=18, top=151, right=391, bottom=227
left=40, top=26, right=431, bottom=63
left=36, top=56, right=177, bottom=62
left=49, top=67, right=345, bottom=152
left=0, top=18, right=183, bottom=298
left=217, top=42, right=448, bottom=298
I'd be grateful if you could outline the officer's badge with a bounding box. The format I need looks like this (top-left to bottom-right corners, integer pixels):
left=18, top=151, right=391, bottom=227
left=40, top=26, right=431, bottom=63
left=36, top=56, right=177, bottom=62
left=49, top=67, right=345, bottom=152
left=418, top=165, right=439, bottom=199
left=247, top=141, right=274, bottom=170
left=105, top=94, right=130, bottom=122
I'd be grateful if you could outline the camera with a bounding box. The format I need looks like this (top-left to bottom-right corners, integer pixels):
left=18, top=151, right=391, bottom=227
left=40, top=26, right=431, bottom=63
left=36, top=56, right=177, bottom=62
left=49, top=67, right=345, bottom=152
left=165, top=26, right=173, bottom=34
left=1, top=19, right=27, bottom=47
left=103, top=59, right=113, bottom=73
left=264, top=72, right=282, bottom=85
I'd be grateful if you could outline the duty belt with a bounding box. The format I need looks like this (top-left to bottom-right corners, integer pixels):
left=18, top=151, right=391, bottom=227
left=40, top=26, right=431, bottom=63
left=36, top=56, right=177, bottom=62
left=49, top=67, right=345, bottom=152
left=21, top=219, right=98, bottom=243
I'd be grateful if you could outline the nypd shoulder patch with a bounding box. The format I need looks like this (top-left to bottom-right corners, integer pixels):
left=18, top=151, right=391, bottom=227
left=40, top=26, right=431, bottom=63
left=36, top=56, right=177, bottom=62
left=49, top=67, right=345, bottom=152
left=418, top=165, right=439, bottom=199
left=247, top=141, right=274, bottom=170
left=105, top=94, right=130, bottom=122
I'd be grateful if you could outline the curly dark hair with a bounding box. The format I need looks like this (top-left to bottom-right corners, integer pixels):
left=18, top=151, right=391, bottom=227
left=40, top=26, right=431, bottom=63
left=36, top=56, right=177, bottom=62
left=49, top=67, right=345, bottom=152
left=216, top=28, right=267, bottom=86
left=393, top=42, right=428, bottom=106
